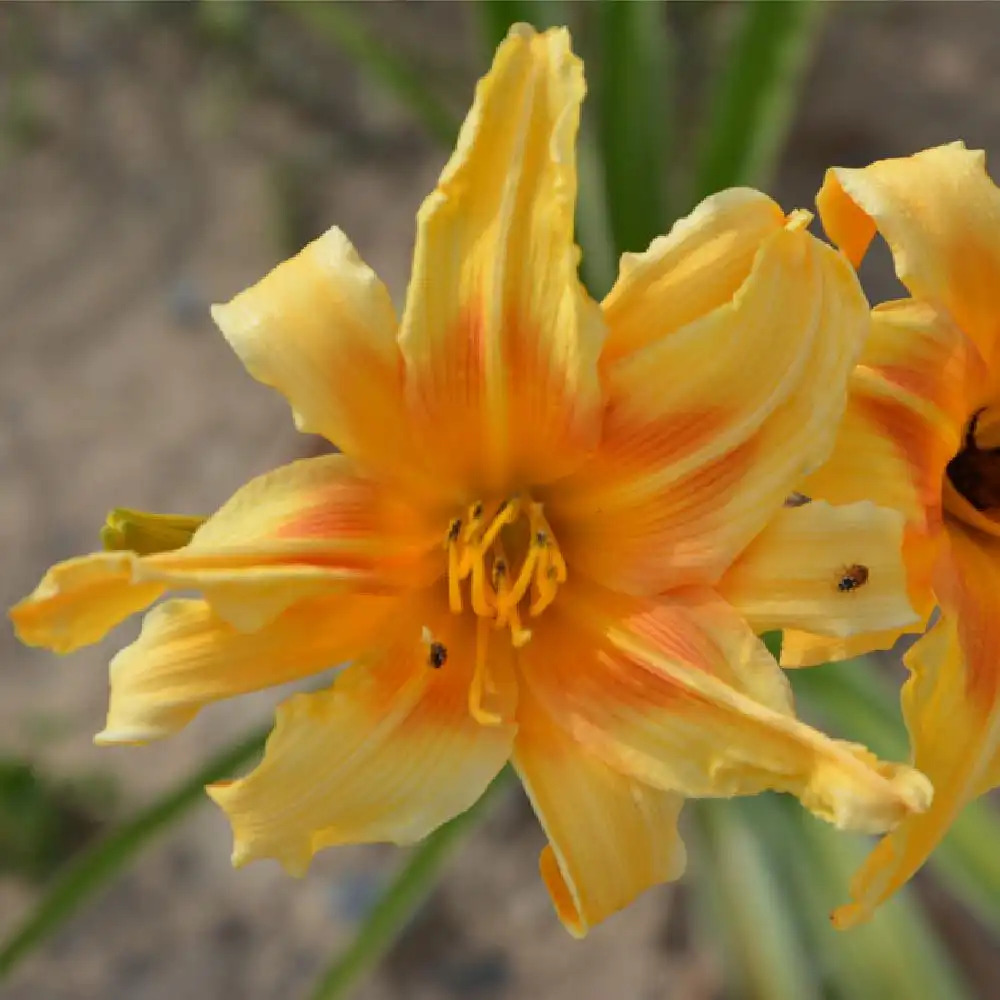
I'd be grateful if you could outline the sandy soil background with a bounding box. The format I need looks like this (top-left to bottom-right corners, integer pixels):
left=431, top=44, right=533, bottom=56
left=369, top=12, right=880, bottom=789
left=3, top=4, right=1000, bottom=998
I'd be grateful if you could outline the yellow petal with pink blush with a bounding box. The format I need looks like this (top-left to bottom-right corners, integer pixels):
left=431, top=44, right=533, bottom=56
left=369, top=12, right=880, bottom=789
left=397, top=25, right=605, bottom=497
left=834, top=523, right=1000, bottom=927
left=520, top=584, right=930, bottom=834
left=717, top=500, right=917, bottom=640
left=97, top=592, right=397, bottom=744
left=552, top=208, right=868, bottom=594
left=514, top=689, right=686, bottom=938
left=211, top=228, right=435, bottom=497
left=817, top=143, right=1000, bottom=370
left=10, top=455, right=436, bottom=650
left=208, top=595, right=515, bottom=873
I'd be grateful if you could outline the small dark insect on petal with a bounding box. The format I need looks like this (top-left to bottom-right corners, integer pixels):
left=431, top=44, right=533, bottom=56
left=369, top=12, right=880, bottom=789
left=428, top=641, right=448, bottom=669
left=837, top=564, right=869, bottom=592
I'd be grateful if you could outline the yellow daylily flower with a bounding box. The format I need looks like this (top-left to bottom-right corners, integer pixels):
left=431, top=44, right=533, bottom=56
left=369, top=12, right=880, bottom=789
left=787, top=142, right=1000, bottom=928
left=9, top=25, right=929, bottom=936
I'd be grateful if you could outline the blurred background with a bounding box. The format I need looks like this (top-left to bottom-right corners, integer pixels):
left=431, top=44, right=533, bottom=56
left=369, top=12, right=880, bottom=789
left=3, top=3, right=1000, bottom=999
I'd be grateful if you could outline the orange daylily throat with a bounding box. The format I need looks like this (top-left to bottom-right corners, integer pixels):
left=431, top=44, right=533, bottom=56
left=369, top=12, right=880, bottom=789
left=446, top=494, right=567, bottom=649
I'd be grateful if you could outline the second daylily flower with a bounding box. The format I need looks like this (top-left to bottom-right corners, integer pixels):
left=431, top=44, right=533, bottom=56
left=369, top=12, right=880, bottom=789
left=10, top=26, right=928, bottom=935
left=790, top=142, right=1000, bottom=928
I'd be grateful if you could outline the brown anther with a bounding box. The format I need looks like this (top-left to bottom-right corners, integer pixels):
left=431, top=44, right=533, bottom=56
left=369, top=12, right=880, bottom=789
left=471, top=502, right=484, bottom=520
left=428, top=641, right=448, bottom=669
left=535, top=530, right=548, bottom=546
left=447, top=518, right=462, bottom=542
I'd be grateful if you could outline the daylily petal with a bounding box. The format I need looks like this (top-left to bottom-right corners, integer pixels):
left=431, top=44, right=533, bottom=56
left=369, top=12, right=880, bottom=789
left=513, top=689, right=685, bottom=937
left=833, top=522, right=1000, bottom=927
left=803, top=299, right=984, bottom=530
left=211, top=228, right=431, bottom=493
left=521, top=583, right=931, bottom=834
left=10, top=455, right=436, bottom=649
left=97, top=592, right=397, bottom=744
left=817, top=142, right=1000, bottom=369
left=601, top=187, right=786, bottom=362
left=397, top=25, right=604, bottom=497
left=717, top=500, right=917, bottom=641
left=551, top=213, right=869, bottom=593
left=208, top=595, right=515, bottom=873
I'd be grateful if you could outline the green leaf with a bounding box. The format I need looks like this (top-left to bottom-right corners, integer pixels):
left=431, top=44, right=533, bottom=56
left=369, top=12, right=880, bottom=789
left=793, top=657, right=1000, bottom=941
left=0, top=727, right=267, bottom=980
left=290, top=2, right=459, bottom=147
left=479, top=0, right=568, bottom=52
left=691, top=0, right=826, bottom=204
left=596, top=0, right=673, bottom=256
left=690, top=800, right=820, bottom=1000
left=748, top=796, right=974, bottom=1000
left=306, top=769, right=512, bottom=1000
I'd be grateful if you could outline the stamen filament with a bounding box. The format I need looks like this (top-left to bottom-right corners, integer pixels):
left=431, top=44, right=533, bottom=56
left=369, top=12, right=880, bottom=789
left=471, top=556, right=495, bottom=617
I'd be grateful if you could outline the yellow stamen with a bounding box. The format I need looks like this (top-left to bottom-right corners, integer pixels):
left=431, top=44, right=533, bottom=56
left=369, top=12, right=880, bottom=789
left=444, top=492, right=567, bottom=647
left=501, top=546, right=539, bottom=612
left=448, top=541, right=463, bottom=613
left=470, top=556, right=495, bottom=617
left=470, top=617, right=501, bottom=725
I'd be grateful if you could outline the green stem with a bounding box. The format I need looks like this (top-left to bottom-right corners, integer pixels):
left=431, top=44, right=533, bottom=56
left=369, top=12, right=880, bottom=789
left=307, top=770, right=511, bottom=1000
left=0, top=727, right=267, bottom=979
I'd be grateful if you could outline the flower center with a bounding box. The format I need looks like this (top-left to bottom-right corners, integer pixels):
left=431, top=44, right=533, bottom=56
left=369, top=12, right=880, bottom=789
left=444, top=494, right=567, bottom=648
left=946, top=408, right=1000, bottom=513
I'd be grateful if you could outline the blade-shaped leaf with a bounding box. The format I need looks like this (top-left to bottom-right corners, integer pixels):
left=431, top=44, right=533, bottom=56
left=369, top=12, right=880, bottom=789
left=0, top=727, right=268, bottom=979
left=691, top=0, right=825, bottom=204
left=596, top=0, right=674, bottom=256
left=307, top=769, right=512, bottom=1000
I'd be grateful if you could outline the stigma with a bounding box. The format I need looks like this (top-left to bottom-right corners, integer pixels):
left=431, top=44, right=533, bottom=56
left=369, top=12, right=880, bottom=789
left=445, top=494, right=567, bottom=648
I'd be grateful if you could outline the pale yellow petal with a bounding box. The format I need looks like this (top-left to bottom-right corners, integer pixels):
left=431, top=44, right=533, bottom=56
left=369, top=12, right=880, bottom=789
left=601, top=187, right=786, bottom=362
left=817, top=142, right=1000, bottom=369
left=551, top=213, right=869, bottom=593
left=211, top=227, right=432, bottom=493
left=97, top=592, right=396, bottom=744
left=10, top=456, right=436, bottom=650
left=521, top=583, right=931, bottom=834
left=208, top=595, right=515, bottom=873
left=717, top=500, right=917, bottom=640
left=398, top=25, right=604, bottom=497
left=834, top=522, right=1000, bottom=927
left=514, top=690, right=685, bottom=937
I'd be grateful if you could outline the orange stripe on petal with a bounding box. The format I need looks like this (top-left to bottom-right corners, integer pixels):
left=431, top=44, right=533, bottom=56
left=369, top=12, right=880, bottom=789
left=520, top=584, right=930, bottom=835
left=398, top=26, right=604, bottom=497
left=554, top=217, right=869, bottom=593
left=10, top=456, right=439, bottom=652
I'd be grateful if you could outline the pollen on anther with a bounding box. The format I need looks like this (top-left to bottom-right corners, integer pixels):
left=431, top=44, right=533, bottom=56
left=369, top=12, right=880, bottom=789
left=428, top=641, right=448, bottom=669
